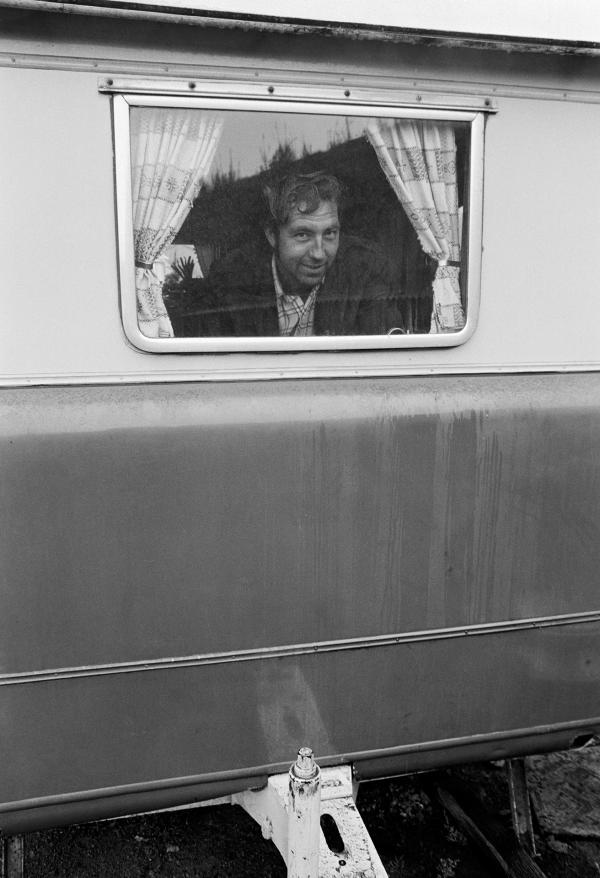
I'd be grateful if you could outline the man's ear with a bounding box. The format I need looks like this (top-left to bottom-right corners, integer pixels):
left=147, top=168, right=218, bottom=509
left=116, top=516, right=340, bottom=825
left=264, top=226, right=276, bottom=250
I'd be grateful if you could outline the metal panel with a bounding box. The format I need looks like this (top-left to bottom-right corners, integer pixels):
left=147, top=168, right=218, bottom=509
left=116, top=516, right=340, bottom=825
left=2, top=12, right=600, bottom=838
left=1, top=370, right=600, bottom=833
left=1, top=621, right=600, bottom=832
left=2, top=374, right=600, bottom=674
left=2, top=39, right=600, bottom=381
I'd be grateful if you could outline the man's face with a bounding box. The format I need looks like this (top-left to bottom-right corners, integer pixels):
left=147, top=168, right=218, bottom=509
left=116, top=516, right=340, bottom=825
left=266, top=200, right=340, bottom=293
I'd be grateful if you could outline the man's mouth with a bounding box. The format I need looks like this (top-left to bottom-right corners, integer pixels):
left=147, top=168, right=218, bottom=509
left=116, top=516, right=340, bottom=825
left=302, top=264, right=326, bottom=274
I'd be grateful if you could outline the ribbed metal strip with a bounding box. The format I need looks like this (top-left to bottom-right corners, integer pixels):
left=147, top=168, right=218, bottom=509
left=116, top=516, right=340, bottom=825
left=2, top=610, right=599, bottom=686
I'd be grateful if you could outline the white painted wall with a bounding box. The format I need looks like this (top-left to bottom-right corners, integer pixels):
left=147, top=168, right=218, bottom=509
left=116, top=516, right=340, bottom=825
left=2, top=43, right=600, bottom=383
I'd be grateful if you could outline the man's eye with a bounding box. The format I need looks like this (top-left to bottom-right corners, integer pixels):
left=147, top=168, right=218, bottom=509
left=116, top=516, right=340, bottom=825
left=324, top=230, right=339, bottom=240
left=294, top=233, right=309, bottom=240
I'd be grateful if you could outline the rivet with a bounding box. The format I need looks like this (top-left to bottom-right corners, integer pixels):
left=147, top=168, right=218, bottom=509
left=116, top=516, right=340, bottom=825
left=268, top=85, right=275, bottom=94
left=344, top=89, right=350, bottom=97
left=188, top=81, right=196, bottom=90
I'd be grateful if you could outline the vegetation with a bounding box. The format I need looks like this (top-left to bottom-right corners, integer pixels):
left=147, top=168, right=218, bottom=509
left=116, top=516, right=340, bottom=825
left=171, top=256, right=196, bottom=282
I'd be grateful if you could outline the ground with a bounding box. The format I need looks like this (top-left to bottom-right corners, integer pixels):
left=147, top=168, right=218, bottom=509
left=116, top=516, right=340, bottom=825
left=21, top=750, right=600, bottom=876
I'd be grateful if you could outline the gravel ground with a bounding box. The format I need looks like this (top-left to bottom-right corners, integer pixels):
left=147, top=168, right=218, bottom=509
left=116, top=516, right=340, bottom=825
left=21, top=756, right=600, bottom=876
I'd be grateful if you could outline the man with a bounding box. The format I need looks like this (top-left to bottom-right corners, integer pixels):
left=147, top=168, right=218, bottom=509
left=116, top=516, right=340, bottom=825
left=207, top=171, right=400, bottom=337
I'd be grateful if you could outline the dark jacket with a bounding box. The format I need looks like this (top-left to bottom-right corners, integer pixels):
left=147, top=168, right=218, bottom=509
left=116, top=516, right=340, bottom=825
left=205, top=236, right=401, bottom=337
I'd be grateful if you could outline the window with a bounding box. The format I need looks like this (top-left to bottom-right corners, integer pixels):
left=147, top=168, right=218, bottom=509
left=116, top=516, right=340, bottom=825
left=110, top=82, right=485, bottom=353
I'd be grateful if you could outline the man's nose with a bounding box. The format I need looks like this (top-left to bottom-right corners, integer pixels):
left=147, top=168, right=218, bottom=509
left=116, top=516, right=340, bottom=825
left=308, top=237, right=325, bottom=260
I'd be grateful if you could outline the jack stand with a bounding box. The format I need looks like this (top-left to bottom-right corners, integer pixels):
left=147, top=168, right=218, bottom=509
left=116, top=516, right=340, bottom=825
left=506, top=758, right=537, bottom=856
left=234, top=748, right=388, bottom=877
left=1, top=835, right=24, bottom=878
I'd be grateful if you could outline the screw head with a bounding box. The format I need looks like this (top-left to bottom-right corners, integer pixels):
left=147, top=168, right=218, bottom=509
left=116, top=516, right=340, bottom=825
left=293, top=747, right=318, bottom=779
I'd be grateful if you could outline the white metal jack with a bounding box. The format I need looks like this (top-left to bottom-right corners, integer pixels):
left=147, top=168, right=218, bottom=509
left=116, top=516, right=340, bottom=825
left=234, top=748, right=388, bottom=877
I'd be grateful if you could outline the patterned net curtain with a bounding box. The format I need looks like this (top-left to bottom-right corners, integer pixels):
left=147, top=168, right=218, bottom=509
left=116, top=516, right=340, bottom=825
left=366, top=119, right=465, bottom=333
left=130, top=108, right=224, bottom=337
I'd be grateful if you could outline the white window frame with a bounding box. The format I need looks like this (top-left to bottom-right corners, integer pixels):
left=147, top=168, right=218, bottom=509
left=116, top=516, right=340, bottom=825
left=110, top=79, right=487, bottom=354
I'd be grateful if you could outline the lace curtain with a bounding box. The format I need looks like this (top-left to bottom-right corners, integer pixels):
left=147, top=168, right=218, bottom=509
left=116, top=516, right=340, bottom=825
left=366, top=119, right=465, bottom=333
left=130, top=108, right=223, bottom=338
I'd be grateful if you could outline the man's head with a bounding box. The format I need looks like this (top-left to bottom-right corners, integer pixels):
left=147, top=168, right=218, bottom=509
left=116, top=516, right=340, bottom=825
left=263, top=172, right=342, bottom=293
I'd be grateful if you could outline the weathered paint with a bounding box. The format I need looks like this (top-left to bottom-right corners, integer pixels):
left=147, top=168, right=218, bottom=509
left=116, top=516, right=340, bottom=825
left=288, top=750, right=321, bottom=877
left=1, top=374, right=600, bottom=830
left=2, top=6, right=600, bottom=838
left=3, top=0, right=600, bottom=56
left=236, top=761, right=388, bottom=876
left=2, top=375, right=600, bottom=670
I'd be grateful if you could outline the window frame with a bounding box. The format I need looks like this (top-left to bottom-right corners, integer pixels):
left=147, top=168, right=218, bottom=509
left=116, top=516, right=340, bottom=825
left=111, top=81, right=486, bottom=354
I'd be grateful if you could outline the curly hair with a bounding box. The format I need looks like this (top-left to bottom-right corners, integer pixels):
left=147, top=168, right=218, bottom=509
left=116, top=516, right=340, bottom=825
left=263, top=171, right=344, bottom=232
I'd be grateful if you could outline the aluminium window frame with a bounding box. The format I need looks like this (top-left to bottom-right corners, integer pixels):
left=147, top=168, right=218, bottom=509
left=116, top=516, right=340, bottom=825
left=110, top=79, right=486, bottom=354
